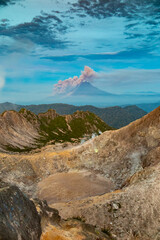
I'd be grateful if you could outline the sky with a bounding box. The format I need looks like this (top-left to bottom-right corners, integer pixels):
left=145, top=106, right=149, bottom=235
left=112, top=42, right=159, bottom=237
left=0, top=0, right=160, bottom=104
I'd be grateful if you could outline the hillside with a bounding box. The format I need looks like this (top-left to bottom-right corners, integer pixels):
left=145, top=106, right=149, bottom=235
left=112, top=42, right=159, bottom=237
left=0, top=109, right=112, bottom=152
left=137, top=102, right=160, bottom=113
left=0, top=102, right=147, bottom=128
left=0, top=181, right=111, bottom=240
left=1, top=107, right=160, bottom=239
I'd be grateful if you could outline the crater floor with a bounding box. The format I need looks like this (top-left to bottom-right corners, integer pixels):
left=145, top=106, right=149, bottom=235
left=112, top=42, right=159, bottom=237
left=37, top=171, right=114, bottom=204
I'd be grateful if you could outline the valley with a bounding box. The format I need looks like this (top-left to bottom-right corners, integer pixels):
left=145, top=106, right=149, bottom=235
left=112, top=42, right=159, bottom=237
left=1, top=106, right=160, bottom=239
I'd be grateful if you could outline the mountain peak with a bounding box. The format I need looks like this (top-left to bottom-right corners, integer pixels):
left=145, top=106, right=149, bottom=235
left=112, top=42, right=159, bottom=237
left=70, top=81, right=113, bottom=96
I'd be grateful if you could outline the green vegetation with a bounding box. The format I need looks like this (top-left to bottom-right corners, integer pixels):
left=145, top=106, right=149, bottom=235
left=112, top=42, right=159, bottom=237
left=5, top=145, right=37, bottom=153
left=39, top=115, right=71, bottom=144
left=37, top=110, right=114, bottom=145
left=1, top=108, right=114, bottom=152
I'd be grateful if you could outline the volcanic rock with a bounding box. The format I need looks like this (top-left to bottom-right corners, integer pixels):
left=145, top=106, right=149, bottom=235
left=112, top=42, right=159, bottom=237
left=0, top=180, right=41, bottom=240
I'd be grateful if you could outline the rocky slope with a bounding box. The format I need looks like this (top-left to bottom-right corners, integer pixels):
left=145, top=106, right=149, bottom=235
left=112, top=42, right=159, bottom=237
left=1, top=107, right=160, bottom=239
left=0, top=109, right=112, bottom=152
left=0, top=181, right=111, bottom=240
left=0, top=180, right=41, bottom=240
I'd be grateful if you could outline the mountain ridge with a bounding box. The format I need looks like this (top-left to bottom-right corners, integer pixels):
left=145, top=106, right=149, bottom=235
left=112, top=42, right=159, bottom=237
left=0, top=108, right=112, bottom=152
left=137, top=101, right=160, bottom=113
left=0, top=102, right=147, bottom=129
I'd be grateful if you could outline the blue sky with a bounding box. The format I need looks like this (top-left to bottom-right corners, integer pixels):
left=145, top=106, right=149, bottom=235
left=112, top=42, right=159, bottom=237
left=0, top=0, right=160, bottom=103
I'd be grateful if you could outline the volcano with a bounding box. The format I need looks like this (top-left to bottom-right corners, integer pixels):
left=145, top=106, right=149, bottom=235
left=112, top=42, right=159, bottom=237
left=69, top=82, right=114, bottom=96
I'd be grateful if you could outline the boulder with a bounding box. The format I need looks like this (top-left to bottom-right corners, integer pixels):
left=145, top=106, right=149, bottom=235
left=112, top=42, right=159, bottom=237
left=0, top=181, right=41, bottom=240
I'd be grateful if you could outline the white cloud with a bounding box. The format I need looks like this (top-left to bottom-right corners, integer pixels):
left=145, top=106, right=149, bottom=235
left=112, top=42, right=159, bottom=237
left=0, top=71, right=5, bottom=89
left=97, top=68, right=160, bottom=85
left=93, top=68, right=160, bottom=93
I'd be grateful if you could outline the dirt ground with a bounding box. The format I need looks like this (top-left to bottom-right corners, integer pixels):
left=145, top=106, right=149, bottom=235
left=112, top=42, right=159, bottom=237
left=37, top=171, right=114, bottom=204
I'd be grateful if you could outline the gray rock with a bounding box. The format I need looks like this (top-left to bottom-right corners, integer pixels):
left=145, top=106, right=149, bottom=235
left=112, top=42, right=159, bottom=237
left=0, top=181, right=41, bottom=240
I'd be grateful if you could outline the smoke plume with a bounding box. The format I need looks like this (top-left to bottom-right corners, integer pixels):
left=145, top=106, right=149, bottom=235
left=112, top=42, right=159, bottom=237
left=53, top=66, right=97, bottom=95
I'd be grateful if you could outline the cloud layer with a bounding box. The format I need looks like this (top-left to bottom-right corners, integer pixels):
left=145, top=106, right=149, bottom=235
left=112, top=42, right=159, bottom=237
left=0, top=12, right=68, bottom=54
left=0, top=0, right=19, bottom=7
left=0, top=0, right=160, bottom=103
left=1, top=0, right=160, bottom=56
left=53, top=66, right=96, bottom=95
left=71, top=0, right=160, bottom=20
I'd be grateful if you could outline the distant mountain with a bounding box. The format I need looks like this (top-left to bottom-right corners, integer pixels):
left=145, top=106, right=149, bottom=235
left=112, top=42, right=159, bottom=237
left=0, top=102, right=21, bottom=112
left=0, top=102, right=147, bottom=129
left=0, top=109, right=112, bottom=152
left=47, top=81, right=117, bottom=106
left=70, top=82, right=113, bottom=96
left=137, top=102, right=160, bottom=113
left=48, top=80, right=160, bottom=106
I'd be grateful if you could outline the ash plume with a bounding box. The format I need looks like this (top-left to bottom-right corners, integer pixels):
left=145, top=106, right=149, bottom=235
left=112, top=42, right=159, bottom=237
left=53, top=66, right=97, bottom=95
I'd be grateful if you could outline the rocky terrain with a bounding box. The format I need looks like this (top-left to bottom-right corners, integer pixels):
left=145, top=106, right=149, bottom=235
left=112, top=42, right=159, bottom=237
left=0, top=181, right=111, bottom=240
left=0, top=109, right=112, bottom=152
left=0, top=180, right=41, bottom=240
left=1, top=107, right=160, bottom=239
